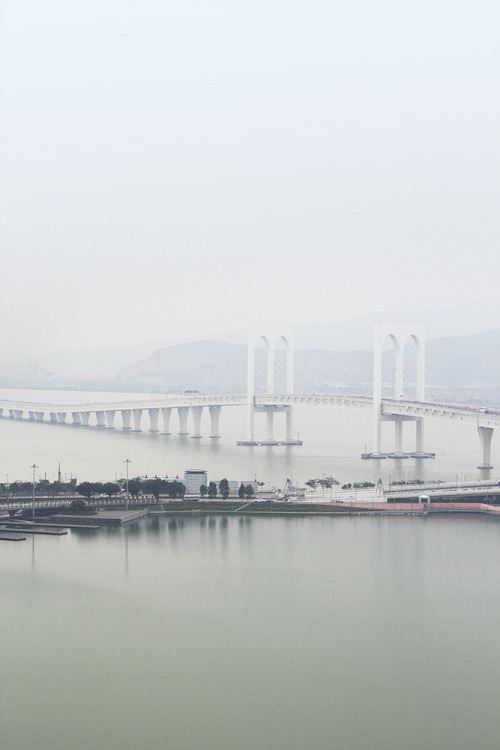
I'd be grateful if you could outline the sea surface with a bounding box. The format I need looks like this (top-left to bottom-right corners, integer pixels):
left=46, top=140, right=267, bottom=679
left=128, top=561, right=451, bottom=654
left=1, top=513, right=500, bottom=750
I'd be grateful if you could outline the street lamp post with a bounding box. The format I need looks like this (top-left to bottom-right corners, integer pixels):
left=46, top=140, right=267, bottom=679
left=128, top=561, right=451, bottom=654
left=124, top=459, right=131, bottom=511
left=30, top=464, right=38, bottom=520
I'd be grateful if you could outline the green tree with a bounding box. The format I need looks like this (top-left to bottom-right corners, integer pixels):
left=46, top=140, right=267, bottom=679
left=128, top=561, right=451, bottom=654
left=238, top=483, right=246, bottom=499
left=208, top=481, right=217, bottom=499
left=219, top=478, right=230, bottom=499
left=102, top=482, right=120, bottom=498
left=70, top=498, right=86, bottom=510
left=200, top=484, right=207, bottom=497
left=244, top=484, right=254, bottom=499
left=166, top=481, right=186, bottom=499
left=323, top=476, right=339, bottom=488
left=128, top=479, right=142, bottom=498
left=305, top=479, right=318, bottom=489
left=76, top=482, right=96, bottom=500
left=144, top=478, right=166, bottom=500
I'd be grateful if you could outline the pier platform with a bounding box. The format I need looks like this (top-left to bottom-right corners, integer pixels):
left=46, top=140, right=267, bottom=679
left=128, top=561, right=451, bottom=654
left=361, top=451, right=435, bottom=459
left=49, top=509, right=149, bottom=526
left=237, top=439, right=303, bottom=446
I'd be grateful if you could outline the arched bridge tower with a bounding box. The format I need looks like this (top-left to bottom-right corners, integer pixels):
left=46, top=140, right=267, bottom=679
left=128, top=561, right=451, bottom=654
left=372, top=321, right=426, bottom=457
left=245, top=325, right=294, bottom=444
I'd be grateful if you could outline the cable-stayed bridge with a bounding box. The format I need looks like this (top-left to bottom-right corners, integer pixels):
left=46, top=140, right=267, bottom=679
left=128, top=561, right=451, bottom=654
left=1, top=323, right=498, bottom=468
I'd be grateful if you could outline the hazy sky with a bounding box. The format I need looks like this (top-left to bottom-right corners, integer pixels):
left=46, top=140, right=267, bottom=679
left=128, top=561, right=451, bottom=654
left=2, top=0, right=499, bottom=358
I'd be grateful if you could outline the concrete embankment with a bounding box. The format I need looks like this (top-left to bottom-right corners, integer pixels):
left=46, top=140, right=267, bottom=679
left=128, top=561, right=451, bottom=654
left=149, top=500, right=500, bottom=517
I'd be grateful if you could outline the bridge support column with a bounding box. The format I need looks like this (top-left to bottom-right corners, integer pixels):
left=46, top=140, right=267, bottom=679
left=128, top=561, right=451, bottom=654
left=266, top=407, right=274, bottom=442
left=15, top=409, right=23, bottom=419
left=72, top=412, right=82, bottom=426
left=209, top=406, right=221, bottom=438
left=415, top=418, right=424, bottom=455
left=96, top=411, right=106, bottom=428
left=161, top=408, right=172, bottom=435
left=121, top=410, right=132, bottom=430
left=106, top=410, right=116, bottom=429
left=148, top=408, right=159, bottom=432
left=285, top=405, right=293, bottom=441
left=29, top=411, right=36, bottom=420
left=49, top=412, right=57, bottom=423
left=9, top=409, right=15, bottom=419
left=478, top=426, right=494, bottom=469
left=56, top=412, right=67, bottom=424
left=132, top=409, right=143, bottom=432
left=394, top=418, right=403, bottom=454
left=35, top=412, right=44, bottom=422
left=191, top=406, right=203, bottom=438
left=178, top=407, right=189, bottom=435
left=80, top=412, right=90, bottom=426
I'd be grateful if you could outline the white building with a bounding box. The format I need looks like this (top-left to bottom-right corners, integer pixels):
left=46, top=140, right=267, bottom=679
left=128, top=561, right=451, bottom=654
left=184, top=470, right=208, bottom=495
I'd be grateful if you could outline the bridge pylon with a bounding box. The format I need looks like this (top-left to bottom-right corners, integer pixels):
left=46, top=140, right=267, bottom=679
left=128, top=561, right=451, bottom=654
left=372, top=321, right=428, bottom=458
left=242, top=325, right=296, bottom=445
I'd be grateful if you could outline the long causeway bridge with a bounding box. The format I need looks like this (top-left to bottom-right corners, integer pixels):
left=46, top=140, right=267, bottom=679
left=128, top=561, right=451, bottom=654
left=1, top=323, right=499, bottom=468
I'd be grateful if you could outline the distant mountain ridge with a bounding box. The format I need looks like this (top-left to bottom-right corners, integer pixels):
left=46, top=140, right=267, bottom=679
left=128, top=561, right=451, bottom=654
left=2, top=329, right=500, bottom=398
left=115, top=330, right=500, bottom=396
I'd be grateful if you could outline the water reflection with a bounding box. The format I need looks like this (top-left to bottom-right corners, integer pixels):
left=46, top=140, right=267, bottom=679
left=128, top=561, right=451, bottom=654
left=2, top=514, right=500, bottom=750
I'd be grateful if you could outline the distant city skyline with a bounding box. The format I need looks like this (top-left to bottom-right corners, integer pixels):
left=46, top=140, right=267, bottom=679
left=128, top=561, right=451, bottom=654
left=2, top=0, right=499, bottom=359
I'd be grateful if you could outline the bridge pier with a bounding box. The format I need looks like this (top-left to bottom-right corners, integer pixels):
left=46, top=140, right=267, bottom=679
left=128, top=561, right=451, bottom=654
left=161, top=408, right=172, bottom=435
left=477, top=426, right=494, bottom=469
left=28, top=411, right=36, bottom=420
left=209, top=406, right=221, bottom=438
left=148, top=408, right=159, bottom=432
left=121, top=410, right=132, bottom=430
left=72, top=412, right=82, bottom=426
left=266, top=407, right=274, bottom=442
left=57, top=412, right=67, bottom=424
left=35, top=411, right=44, bottom=422
left=177, top=407, right=189, bottom=435
left=415, top=418, right=424, bottom=455
left=132, top=409, right=143, bottom=432
left=80, top=411, right=90, bottom=426
left=394, top=418, right=403, bottom=454
left=285, top=406, right=293, bottom=441
left=96, top=411, right=106, bottom=428
left=191, top=406, right=203, bottom=438
left=106, top=410, right=116, bottom=429
left=49, top=412, right=57, bottom=423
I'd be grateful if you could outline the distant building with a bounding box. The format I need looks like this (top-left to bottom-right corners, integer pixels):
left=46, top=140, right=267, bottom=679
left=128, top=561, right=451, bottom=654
left=184, top=470, right=207, bottom=495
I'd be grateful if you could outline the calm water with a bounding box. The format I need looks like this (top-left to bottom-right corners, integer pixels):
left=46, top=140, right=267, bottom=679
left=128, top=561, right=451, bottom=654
left=1, top=513, right=500, bottom=750
left=0, top=387, right=497, bottom=488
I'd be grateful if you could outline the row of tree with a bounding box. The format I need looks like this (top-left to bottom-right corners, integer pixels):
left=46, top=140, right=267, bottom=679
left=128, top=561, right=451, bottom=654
left=199, top=479, right=254, bottom=499
left=0, top=476, right=254, bottom=502
left=305, top=476, right=339, bottom=489
left=75, top=479, right=186, bottom=500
